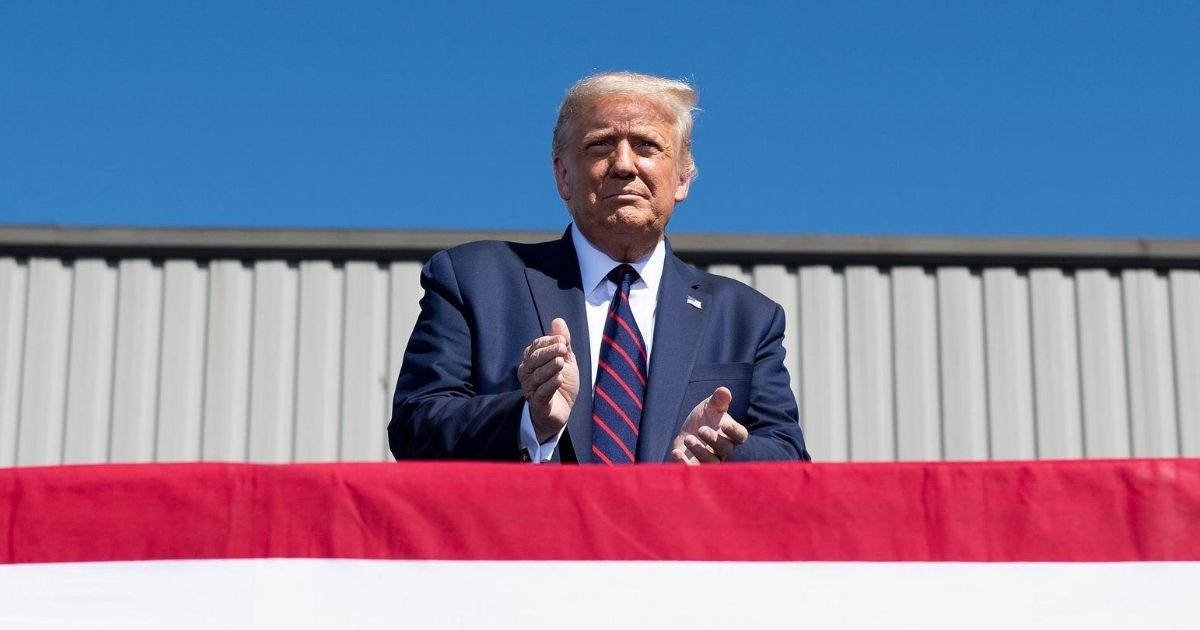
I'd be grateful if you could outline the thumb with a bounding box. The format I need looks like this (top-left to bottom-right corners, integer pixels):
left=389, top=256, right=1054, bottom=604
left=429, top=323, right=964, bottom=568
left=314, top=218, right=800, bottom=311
left=550, top=317, right=571, bottom=347
left=707, top=386, right=732, bottom=418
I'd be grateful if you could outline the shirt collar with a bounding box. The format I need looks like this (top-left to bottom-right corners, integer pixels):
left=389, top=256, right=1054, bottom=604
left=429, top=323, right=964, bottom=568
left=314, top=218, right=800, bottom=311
left=570, top=223, right=665, bottom=298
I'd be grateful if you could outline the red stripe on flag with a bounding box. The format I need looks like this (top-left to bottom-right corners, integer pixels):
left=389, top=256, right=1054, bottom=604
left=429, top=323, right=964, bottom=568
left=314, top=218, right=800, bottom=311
left=1, top=459, right=1199, bottom=564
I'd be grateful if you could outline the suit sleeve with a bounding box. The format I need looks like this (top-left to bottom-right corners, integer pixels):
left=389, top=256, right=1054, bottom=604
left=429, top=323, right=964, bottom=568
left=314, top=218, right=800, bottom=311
left=727, top=303, right=812, bottom=462
left=389, top=250, right=525, bottom=460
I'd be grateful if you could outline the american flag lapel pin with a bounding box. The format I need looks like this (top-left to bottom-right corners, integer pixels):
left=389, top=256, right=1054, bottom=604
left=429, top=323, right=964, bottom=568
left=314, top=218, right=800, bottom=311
left=686, top=295, right=703, bottom=309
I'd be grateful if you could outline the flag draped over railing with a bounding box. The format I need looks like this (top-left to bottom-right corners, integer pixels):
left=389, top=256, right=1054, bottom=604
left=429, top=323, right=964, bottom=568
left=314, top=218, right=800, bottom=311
left=2, top=459, right=1198, bottom=628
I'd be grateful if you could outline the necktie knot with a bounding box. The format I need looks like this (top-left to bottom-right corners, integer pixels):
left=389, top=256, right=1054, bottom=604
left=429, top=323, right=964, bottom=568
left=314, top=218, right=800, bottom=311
left=607, top=264, right=639, bottom=288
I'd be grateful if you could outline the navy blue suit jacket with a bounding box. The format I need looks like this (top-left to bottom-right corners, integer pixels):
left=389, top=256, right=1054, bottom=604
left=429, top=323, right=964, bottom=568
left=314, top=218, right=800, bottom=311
left=389, top=229, right=810, bottom=463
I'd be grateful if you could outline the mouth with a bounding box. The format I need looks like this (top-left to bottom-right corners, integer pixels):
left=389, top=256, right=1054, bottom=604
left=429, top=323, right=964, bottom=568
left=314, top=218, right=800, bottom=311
left=603, top=191, right=647, bottom=200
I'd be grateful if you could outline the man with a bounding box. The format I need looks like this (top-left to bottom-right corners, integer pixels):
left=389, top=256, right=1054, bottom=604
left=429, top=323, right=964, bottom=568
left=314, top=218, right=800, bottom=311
left=390, top=71, right=810, bottom=463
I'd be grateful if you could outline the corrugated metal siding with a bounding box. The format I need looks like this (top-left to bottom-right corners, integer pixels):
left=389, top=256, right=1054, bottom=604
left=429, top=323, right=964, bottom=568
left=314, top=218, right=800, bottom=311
left=2, top=255, right=1198, bottom=465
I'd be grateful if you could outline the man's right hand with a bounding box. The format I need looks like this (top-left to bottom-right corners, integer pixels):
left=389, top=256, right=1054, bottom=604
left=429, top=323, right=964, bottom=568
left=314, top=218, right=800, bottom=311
left=518, top=318, right=580, bottom=443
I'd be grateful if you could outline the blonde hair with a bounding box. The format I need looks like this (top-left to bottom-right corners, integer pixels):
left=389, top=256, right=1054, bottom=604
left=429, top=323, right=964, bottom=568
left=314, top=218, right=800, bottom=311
left=552, top=71, right=698, bottom=181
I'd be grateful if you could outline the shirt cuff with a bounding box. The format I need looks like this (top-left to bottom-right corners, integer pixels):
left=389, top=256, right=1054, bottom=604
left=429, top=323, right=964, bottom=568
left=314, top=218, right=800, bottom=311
left=519, top=403, right=565, bottom=463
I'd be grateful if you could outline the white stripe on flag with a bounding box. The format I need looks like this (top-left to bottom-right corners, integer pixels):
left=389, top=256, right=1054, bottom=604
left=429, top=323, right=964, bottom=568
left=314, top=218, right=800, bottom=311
left=2, top=559, right=1197, bottom=629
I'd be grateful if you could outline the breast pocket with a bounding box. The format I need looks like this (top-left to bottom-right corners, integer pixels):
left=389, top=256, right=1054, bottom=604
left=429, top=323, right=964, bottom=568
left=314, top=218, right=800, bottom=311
left=684, top=363, right=753, bottom=421
left=688, top=362, right=752, bottom=383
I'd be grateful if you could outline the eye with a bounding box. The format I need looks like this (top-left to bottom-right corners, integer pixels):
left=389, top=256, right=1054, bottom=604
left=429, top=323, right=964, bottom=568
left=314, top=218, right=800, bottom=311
left=636, top=140, right=662, bottom=153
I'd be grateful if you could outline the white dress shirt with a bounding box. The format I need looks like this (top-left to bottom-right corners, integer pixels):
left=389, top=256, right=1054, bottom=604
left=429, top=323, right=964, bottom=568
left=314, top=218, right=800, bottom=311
left=518, top=225, right=666, bottom=462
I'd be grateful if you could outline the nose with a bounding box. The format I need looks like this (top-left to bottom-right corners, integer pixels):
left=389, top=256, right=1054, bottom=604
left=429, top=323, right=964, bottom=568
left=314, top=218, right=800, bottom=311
left=609, top=141, right=636, bottom=178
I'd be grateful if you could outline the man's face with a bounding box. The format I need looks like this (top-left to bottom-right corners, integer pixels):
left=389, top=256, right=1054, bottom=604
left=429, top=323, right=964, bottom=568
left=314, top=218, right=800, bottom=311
left=553, top=95, right=691, bottom=261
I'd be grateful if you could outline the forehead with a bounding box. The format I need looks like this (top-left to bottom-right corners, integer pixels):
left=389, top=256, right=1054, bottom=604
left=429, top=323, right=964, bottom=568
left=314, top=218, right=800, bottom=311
left=572, top=95, right=678, bottom=138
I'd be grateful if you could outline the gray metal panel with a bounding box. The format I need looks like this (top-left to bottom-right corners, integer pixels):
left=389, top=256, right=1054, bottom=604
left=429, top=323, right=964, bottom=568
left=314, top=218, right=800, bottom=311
left=0, top=258, right=28, bottom=466
left=892, top=267, right=940, bottom=460
left=246, top=261, right=297, bottom=463
left=201, top=261, right=253, bottom=461
left=156, top=260, right=208, bottom=461
left=17, top=259, right=72, bottom=466
left=798, top=266, right=848, bottom=461
left=293, top=261, right=342, bottom=462
left=387, top=262, right=423, bottom=461
left=1172, top=270, right=1200, bottom=457
left=936, top=268, right=988, bottom=460
left=62, top=259, right=116, bottom=464
left=1076, top=270, right=1131, bottom=457
left=845, top=266, right=894, bottom=461
left=109, top=260, right=162, bottom=463
left=5, top=227, right=1200, bottom=467
left=340, top=262, right=388, bottom=461
left=1122, top=270, right=1179, bottom=457
left=983, top=269, right=1036, bottom=459
left=751, top=265, right=801, bottom=408
left=1029, top=269, right=1083, bottom=458
left=707, top=264, right=751, bottom=286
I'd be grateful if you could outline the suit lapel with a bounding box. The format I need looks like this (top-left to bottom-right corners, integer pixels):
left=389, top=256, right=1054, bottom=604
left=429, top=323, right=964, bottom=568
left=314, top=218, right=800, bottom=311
left=637, top=247, right=710, bottom=462
left=524, top=230, right=594, bottom=463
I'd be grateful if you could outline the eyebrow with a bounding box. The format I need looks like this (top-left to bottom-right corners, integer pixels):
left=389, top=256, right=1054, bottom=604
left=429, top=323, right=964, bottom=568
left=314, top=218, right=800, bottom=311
left=580, top=127, right=669, bottom=145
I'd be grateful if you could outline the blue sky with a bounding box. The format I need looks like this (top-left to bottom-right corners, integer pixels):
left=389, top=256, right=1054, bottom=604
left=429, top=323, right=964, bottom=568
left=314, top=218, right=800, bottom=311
left=2, top=1, right=1197, bottom=237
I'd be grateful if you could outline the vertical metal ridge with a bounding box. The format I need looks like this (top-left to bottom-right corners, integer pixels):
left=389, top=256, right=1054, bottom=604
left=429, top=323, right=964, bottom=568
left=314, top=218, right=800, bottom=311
left=104, top=261, right=122, bottom=463
left=1166, top=271, right=1184, bottom=456
left=150, top=262, right=167, bottom=462
left=7, top=261, right=30, bottom=464
left=151, top=263, right=167, bottom=463
left=887, top=268, right=899, bottom=461
left=289, top=262, right=302, bottom=463
left=1072, top=270, right=1089, bottom=457
left=196, top=262, right=213, bottom=460
left=933, top=268, right=946, bottom=460
left=336, top=263, right=348, bottom=461
left=1118, top=272, right=1136, bottom=455
left=841, top=267, right=853, bottom=460
left=58, top=261, right=78, bottom=464
left=243, top=262, right=258, bottom=462
left=979, top=269, right=993, bottom=460
left=1025, top=270, right=1040, bottom=459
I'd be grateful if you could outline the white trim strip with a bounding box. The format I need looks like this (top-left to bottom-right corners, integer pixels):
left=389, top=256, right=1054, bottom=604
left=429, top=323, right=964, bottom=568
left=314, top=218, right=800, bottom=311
left=2, top=559, right=1197, bottom=629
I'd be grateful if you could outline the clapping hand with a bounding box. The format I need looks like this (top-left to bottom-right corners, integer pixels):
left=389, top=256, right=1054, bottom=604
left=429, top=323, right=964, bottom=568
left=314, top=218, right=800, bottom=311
left=670, top=386, right=748, bottom=464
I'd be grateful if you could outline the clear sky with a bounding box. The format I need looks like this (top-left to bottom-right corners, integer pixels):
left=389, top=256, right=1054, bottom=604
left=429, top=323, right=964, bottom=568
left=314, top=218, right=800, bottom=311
left=2, top=1, right=1197, bottom=237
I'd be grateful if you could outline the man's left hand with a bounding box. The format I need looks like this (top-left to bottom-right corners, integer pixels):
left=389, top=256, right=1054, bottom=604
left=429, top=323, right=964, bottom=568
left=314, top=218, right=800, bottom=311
left=670, top=386, right=748, bottom=464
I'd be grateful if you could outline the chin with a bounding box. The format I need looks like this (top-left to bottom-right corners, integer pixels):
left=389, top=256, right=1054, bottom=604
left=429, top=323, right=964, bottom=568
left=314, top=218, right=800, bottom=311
left=606, top=203, right=660, bottom=225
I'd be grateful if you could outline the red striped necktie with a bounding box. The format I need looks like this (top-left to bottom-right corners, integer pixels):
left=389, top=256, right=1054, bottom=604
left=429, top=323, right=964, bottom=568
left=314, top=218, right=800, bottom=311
left=591, top=264, right=647, bottom=465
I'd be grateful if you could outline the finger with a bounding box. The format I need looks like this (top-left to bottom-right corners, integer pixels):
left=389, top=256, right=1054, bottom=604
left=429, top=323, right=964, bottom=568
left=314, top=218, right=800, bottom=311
left=684, top=435, right=720, bottom=464
left=707, top=387, right=732, bottom=417
left=718, top=417, right=749, bottom=445
left=550, top=318, right=572, bottom=349
left=517, top=342, right=564, bottom=392
left=671, top=448, right=698, bottom=466
left=524, top=343, right=569, bottom=371
left=529, top=371, right=565, bottom=409
left=698, top=426, right=735, bottom=460
left=527, top=356, right=565, bottom=391
left=523, top=335, right=566, bottom=359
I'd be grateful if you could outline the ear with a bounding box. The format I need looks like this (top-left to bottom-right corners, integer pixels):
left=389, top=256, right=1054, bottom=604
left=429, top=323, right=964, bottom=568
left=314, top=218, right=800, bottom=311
left=552, top=155, right=571, bottom=201
left=674, top=170, right=692, bottom=203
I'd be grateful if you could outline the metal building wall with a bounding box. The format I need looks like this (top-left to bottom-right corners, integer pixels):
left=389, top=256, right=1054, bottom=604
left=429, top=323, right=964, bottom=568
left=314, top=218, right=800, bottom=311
left=2, top=228, right=1199, bottom=466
